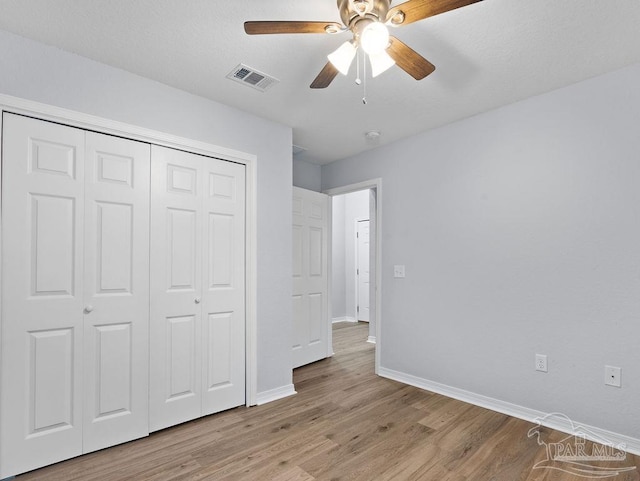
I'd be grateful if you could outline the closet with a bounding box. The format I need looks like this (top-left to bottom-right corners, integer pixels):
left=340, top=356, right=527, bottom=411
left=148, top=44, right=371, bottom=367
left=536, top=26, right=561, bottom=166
left=149, top=145, right=246, bottom=431
left=0, top=113, right=246, bottom=477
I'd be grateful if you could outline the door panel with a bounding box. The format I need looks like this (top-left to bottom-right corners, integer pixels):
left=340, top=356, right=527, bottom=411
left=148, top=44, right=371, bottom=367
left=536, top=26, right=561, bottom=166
left=308, top=293, right=324, bottom=344
left=82, top=131, right=150, bottom=454
left=292, top=187, right=329, bottom=369
left=292, top=225, right=303, bottom=278
left=206, top=312, right=233, bottom=388
left=28, top=328, right=75, bottom=434
left=309, top=227, right=323, bottom=276
left=167, top=315, right=198, bottom=400
left=201, top=158, right=245, bottom=415
left=167, top=208, right=198, bottom=290
left=95, top=201, right=133, bottom=293
left=150, top=146, right=245, bottom=427
left=92, top=323, right=132, bottom=417
left=208, top=213, right=233, bottom=287
left=30, top=194, right=77, bottom=296
left=150, top=146, right=203, bottom=431
left=1, top=114, right=85, bottom=478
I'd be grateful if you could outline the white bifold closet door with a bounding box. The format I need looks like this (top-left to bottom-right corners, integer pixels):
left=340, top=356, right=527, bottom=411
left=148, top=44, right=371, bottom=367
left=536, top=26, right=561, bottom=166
left=149, top=146, right=245, bottom=432
left=82, top=130, right=150, bottom=453
left=0, top=113, right=150, bottom=478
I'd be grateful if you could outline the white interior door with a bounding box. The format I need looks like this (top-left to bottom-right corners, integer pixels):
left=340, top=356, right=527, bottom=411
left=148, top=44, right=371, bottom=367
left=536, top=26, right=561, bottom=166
left=1, top=115, right=152, bottom=478
left=1, top=114, right=86, bottom=477
left=356, top=220, right=370, bottom=322
left=150, top=146, right=245, bottom=431
left=82, top=132, right=150, bottom=453
left=292, top=187, right=329, bottom=369
left=1, top=113, right=245, bottom=477
left=201, top=157, right=245, bottom=415
left=150, top=146, right=203, bottom=431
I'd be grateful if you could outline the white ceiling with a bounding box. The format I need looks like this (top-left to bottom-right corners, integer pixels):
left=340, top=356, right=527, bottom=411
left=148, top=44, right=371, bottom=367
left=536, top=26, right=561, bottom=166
left=1, top=0, right=639, bottom=165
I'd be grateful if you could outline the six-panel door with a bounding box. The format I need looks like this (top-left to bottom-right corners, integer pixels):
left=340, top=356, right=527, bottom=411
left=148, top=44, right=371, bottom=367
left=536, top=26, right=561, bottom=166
left=292, top=187, right=329, bottom=369
left=82, top=132, right=151, bottom=453
left=201, top=158, right=246, bottom=416
left=1, top=113, right=246, bottom=478
left=149, top=146, right=245, bottom=432
left=1, top=114, right=87, bottom=477
left=0, top=114, right=151, bottom=476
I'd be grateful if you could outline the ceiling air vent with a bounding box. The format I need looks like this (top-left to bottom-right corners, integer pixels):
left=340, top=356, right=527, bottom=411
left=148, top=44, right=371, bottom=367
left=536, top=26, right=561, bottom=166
left=227, top=64, right=279, bottom=92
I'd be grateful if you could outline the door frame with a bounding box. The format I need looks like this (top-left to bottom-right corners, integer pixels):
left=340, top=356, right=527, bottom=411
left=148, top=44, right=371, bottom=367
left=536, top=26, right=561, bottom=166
left=324, top=179, right=382, bottom=374
left=0, top=94, right=259, bottom=415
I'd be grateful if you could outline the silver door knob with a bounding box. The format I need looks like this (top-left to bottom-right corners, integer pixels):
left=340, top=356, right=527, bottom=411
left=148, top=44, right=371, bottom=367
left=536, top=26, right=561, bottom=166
left=194, top=297, right=201, bottom=304
left=85, top=305, right=94, bottom=313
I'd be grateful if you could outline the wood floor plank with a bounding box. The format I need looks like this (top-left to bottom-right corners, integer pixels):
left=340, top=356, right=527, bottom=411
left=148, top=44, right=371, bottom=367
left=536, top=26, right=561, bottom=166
left=15, top=322, right=640, bottom=481
left=455, top=417, right=542, bottom=481
left=269, top=465, right=316, bottom=481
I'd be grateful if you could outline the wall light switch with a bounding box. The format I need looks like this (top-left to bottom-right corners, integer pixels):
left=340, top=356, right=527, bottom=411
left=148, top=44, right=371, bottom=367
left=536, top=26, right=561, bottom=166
left=394, top=265, right=405, bottom=278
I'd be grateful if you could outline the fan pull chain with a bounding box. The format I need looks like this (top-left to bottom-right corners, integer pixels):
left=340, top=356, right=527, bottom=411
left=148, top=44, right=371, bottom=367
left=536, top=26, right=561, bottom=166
left=362, top=53, right=367, bottom=105
left=354, top=48, right=367, bottom=105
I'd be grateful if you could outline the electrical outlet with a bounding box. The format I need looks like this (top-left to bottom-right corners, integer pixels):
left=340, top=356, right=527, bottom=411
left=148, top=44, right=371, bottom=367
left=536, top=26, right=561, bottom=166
left=535, top=354, right=547, bottom=372
left=605, top=365, right=621, bottom=388
left=393, top=265, right=405, bottom=278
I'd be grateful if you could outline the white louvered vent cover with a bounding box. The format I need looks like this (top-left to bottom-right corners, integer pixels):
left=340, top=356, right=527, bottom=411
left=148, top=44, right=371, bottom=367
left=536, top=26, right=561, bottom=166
left=227, top=64, right=279, bottom=92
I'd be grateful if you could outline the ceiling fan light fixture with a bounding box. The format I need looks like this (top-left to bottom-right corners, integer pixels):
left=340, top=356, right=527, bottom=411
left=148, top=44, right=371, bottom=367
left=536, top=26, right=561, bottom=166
left=360, top=21, right=390, bottom=55
left=328, top=41, right=357, bottom=75
left=369, top=49, right=395, bottom=77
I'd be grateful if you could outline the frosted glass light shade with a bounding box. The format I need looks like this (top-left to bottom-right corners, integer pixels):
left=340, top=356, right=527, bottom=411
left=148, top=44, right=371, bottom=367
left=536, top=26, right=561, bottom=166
left=328, top=41, right=357, bottom=75
left=361, top=22, right=390, bottom=55
left=369, top=50, right=395, bottom=77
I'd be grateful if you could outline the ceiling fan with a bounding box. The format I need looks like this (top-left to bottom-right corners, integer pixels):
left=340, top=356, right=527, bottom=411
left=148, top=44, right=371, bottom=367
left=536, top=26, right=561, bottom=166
left=244, top=0, right=483, bottom=89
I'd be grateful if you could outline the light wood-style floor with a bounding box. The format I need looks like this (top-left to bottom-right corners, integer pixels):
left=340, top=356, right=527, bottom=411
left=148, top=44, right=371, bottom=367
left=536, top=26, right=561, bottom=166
left=17, top=322, right=639, bottom=480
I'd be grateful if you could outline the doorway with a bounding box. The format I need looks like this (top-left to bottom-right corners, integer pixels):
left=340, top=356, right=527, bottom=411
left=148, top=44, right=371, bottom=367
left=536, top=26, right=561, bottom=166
left=325, top=180, right=381, bottom=373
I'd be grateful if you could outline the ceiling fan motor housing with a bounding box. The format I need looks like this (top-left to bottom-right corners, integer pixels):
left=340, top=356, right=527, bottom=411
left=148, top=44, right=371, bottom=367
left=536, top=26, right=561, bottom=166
left=338, top=0, right=390, bottom=27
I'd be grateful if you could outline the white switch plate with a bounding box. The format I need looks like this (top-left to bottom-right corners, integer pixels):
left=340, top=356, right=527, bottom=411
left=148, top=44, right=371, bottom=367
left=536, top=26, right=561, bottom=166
left=394, top=265, right=405, bottom=278
left=605, top=365, right=621, bottom=388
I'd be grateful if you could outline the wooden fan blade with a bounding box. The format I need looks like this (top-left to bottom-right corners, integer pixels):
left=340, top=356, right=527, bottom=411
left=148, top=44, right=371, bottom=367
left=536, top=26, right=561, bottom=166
left=387, top=36, right=435, bottom=80
left=244, top=21, right=343, bottom=35
left=310, top=62, right=339, bottom=89
left=386, top=0, right=483, bottom=26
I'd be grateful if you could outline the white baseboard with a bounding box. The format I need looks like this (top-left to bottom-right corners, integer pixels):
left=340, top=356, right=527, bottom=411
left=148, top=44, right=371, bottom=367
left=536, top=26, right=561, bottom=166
left=378, top=367, right=640, bottom=456
left=367, top=336, right=376, bottom=344
left=255, top=384, right=297, bottom=406
left=332, top=317, right=357, bottom=323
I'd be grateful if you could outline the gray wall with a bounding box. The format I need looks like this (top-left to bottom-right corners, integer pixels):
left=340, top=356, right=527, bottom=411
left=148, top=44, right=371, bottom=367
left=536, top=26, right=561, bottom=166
left=0, top=29, right=293, bottom=395
left=322, top=62, right=640, bottom=439
left=293, top=158, right=321, bottom=192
